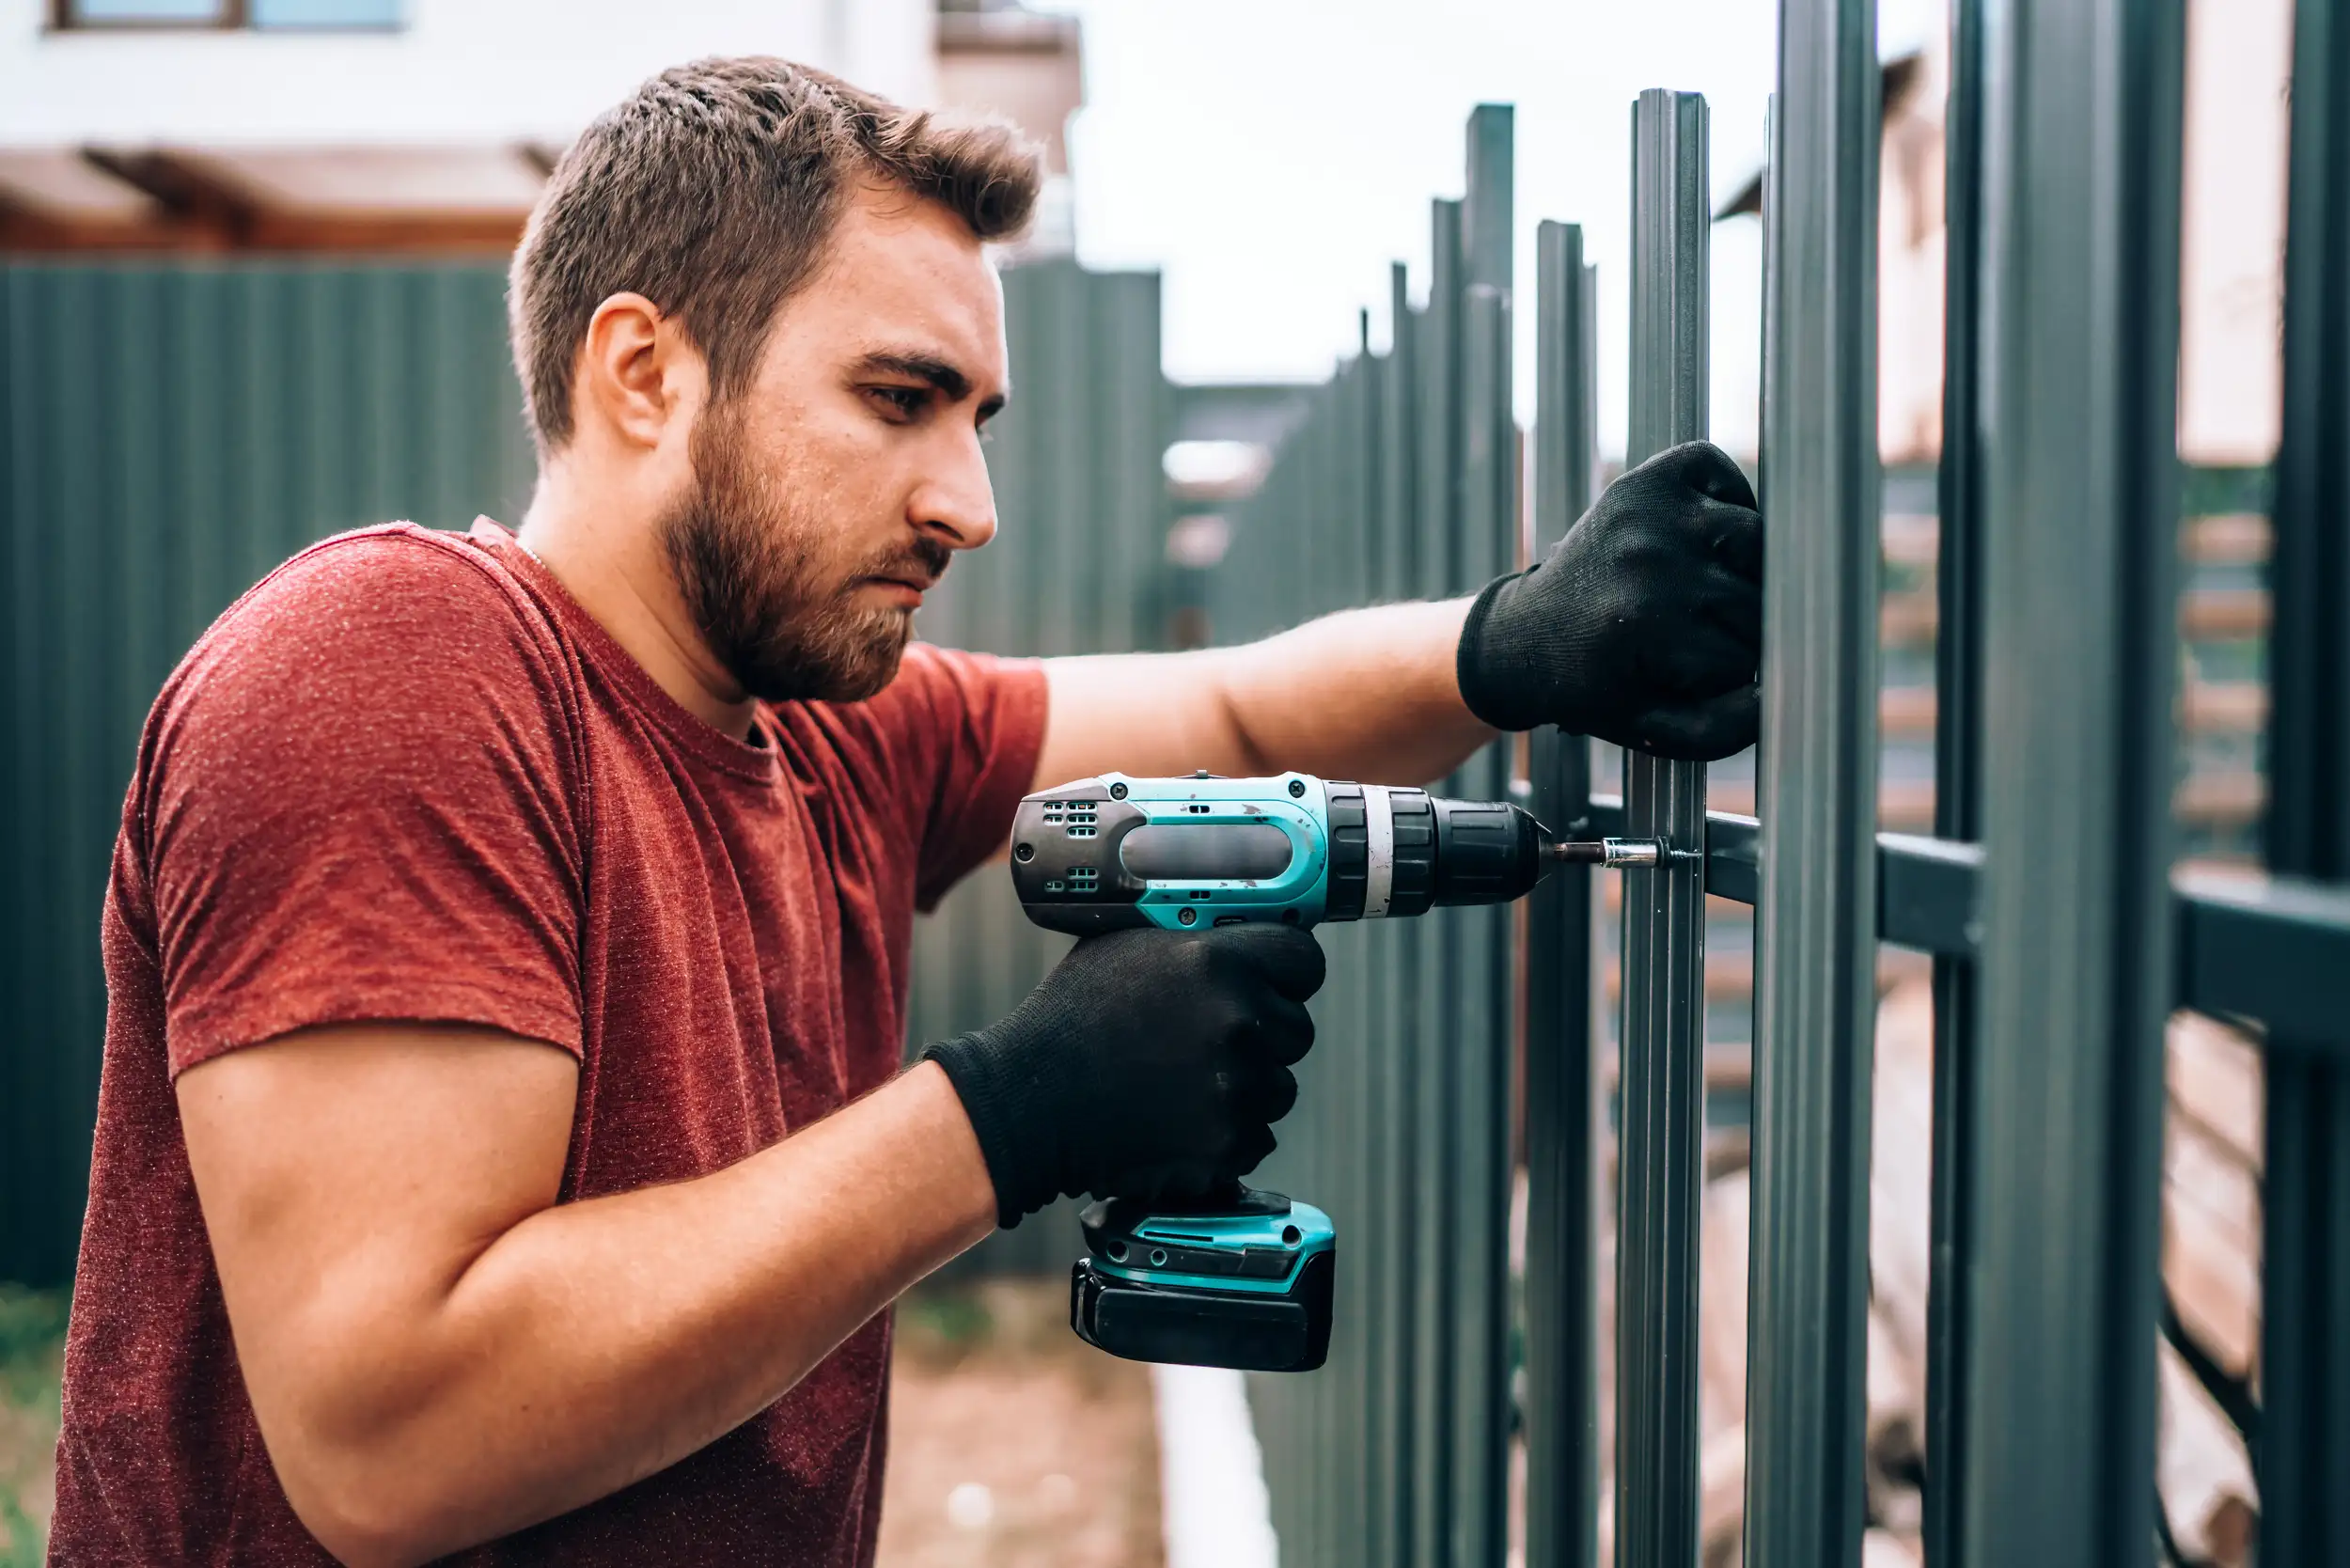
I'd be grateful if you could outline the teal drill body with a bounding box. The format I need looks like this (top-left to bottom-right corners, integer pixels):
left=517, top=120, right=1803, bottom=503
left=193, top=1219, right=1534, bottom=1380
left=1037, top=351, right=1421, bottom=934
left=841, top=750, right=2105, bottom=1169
left=1010, top=770, right=1558, bottom=1372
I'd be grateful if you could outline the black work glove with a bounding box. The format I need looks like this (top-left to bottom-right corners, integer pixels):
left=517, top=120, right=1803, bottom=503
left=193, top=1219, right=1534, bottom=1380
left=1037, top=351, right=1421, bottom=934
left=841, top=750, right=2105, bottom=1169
left=923, top=922, right=1326, bottom=1228
left=1455, top=439, right=1762, bottom=760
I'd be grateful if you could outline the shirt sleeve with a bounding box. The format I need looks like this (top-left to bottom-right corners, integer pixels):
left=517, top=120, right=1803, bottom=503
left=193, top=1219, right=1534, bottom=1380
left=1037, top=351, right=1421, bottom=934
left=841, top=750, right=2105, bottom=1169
left=841, top=643, right=1048, bottom=912
left=140, top=529, right=588, bottom=1077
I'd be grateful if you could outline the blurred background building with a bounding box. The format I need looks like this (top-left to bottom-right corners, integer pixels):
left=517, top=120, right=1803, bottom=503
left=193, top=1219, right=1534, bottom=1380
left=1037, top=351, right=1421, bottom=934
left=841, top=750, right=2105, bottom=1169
left=0, top=0, right=1081, bottom=257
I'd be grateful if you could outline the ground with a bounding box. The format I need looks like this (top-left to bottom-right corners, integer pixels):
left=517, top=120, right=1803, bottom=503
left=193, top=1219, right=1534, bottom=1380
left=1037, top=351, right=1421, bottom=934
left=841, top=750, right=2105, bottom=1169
left=880, top=1278, right=1165, bottom=1568
left=0, top=1278, right=1163, bottom=1567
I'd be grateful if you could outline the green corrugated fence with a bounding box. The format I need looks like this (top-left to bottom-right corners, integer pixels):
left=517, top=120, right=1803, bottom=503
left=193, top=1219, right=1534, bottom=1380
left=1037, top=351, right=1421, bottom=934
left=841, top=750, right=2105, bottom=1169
left=1, top=261, right=534, bottom=1287
left=0, top=256, right=1171, bottom=1288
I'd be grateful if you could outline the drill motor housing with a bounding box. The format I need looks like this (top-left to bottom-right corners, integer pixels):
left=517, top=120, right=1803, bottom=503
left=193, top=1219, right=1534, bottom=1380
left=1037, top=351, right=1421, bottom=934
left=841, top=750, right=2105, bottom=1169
left=1011, top=771, right=1554, bottom=1372
left=1010, top=770, right=1548, bottom=936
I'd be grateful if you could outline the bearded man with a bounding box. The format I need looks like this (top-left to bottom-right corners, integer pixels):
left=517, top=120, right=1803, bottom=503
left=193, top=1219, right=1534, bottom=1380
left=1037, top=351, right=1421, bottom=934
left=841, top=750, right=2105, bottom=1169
left=47, top=56, right=1762, bottom=1568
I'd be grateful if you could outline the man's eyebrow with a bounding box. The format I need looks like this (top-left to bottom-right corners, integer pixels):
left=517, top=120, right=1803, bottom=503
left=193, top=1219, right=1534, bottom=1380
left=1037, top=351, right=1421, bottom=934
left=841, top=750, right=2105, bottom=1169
left=854, top=350, right=1010, bottom=423
left=854, top=352, right=973, bottom=403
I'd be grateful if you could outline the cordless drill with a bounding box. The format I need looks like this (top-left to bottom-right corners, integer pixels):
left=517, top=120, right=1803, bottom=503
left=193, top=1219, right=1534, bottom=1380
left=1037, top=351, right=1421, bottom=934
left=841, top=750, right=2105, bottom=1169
left=1009, top=770, right=1666, bottom=1372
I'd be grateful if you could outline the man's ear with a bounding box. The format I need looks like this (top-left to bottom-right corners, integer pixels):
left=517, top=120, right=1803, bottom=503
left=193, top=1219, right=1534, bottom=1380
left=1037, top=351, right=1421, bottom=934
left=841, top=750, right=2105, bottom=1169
left=575, top=292, right=706, bottom=451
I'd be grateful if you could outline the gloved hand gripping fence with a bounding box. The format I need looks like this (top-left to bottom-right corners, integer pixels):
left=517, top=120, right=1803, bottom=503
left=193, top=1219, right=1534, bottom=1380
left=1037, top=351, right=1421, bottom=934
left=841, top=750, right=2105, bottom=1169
left=1457, top=439, right=1764, bottom=761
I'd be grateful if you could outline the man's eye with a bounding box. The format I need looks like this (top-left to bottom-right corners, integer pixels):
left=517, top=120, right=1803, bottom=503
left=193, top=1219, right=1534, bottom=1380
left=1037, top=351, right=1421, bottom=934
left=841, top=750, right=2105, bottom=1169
left=868, top=386, right=926, bottom=421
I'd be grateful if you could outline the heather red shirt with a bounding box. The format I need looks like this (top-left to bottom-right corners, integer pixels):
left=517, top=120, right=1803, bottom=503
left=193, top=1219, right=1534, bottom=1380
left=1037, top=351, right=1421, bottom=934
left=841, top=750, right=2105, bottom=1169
left=49, top=522, right=1047, bottom=1566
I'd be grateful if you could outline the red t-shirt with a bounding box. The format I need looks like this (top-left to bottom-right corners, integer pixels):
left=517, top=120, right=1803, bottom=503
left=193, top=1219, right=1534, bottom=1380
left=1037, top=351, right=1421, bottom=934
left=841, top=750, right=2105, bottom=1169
left=48, top=522, right=1047, bottom=1566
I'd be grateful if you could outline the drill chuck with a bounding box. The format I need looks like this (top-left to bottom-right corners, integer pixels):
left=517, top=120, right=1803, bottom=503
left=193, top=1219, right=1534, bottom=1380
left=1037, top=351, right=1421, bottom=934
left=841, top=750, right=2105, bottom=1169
left=1323, top=784, right=1545, bottom=917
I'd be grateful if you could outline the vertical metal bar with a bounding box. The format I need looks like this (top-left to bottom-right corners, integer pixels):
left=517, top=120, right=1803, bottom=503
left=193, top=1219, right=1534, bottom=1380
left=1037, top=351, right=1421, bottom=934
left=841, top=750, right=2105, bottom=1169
left=2259, top=2, right=2350, bottom=1560
left=1961, top=4, right=2185, bottom=1565
left=1453, top=102, right=1516, bottom=1568
left=1526, top=220, right=1602, bottom=1568
left=1456, top=283, right=1514, bottom=1568
left=1746, top=2, right=1879, bottom=1563
left=1923, top=1, right=1986, bottom=1561
left=1344, top=348, right=1373, bottom=1568
left=1616, top=86, right=1710, bottom=1568
left=1376, top=259, right=1420, bottom=1568
left=1347, top=331, right=1386, bottom=1568
left=1410, top=196, right=1464, bottom=1568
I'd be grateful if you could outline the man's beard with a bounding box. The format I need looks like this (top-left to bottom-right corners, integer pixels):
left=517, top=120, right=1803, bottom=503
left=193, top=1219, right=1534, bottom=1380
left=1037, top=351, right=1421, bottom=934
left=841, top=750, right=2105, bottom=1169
left=661, top=406, right=951, bottom=705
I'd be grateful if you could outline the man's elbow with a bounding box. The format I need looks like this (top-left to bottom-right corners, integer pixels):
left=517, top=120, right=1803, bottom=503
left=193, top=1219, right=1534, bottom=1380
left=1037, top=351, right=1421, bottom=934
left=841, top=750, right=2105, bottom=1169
left=272, top=1419, right=480, bottom=1568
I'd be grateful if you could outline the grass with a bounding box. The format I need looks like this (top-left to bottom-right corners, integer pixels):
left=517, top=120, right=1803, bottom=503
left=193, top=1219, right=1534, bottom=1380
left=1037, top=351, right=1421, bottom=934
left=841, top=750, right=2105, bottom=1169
left=0, top=1286, right=68, bottom=1568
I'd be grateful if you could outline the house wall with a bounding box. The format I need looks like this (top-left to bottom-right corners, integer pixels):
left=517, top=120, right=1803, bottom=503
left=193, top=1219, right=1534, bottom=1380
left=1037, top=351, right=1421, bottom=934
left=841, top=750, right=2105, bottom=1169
left=0, top=0, right=938, bottom=146
left=1874, top=0, right=2292, bottom=464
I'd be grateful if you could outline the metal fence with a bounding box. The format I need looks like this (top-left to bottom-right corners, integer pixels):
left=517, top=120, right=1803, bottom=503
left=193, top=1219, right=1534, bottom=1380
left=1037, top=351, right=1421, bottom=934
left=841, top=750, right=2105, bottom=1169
left=0, top=261, right=534, bottom=1286
left=0, top=255, right=1171, bottom=1288
left=1217, top=105, right=1522, bottom=1568
left=1214, top=2, right=2350, bottom=1563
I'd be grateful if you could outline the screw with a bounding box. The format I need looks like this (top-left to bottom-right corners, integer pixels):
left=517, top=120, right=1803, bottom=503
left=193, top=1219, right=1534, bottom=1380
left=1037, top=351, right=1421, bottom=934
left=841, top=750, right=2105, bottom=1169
left=1109, top=781, right=1129, bottom=800
left=1288, top=778, right=1306, bottom=797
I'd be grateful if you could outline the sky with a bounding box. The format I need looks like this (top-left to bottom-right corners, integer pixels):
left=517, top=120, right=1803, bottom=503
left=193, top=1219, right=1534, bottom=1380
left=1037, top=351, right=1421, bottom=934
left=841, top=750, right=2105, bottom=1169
left=1031, top=0, right=1940, bottom=457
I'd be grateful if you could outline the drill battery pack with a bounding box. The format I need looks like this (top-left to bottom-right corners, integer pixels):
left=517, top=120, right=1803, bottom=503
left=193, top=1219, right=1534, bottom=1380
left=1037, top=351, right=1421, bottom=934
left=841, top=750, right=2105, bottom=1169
left=1069, top=1189, right=1336, bottom=1372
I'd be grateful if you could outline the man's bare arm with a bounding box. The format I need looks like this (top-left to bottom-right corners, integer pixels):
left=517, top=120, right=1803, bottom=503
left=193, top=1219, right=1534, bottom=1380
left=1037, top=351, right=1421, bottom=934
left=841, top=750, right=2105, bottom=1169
left=1032, top=597, right=1492, bottom=791
left=178, top=1027, right=994, bottom=1568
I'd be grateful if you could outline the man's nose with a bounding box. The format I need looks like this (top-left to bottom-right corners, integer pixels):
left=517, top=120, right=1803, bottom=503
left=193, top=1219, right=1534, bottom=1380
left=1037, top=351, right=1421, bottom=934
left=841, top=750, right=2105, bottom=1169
left=912, top=433, right=998, bottom=552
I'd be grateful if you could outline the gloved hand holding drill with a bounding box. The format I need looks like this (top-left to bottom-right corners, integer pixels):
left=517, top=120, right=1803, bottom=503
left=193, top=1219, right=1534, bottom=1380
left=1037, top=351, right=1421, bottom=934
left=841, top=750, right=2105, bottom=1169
left=926, top=921, right=1325, bottom=1226
left=936, top=440, right=1762, bottom=1226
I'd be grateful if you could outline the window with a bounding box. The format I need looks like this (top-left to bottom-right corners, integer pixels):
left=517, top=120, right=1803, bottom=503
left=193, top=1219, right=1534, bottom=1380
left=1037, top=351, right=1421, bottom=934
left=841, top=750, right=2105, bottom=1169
left=55, top=0, right=400, bottom=27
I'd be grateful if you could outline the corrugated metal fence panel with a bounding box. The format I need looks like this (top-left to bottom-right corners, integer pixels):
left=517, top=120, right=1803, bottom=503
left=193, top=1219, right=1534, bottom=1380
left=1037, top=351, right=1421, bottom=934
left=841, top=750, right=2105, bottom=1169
left=0, top=257, right=1165, bottom=1290
left=1, top=260, right=534, bottom=1287
left=905, top=259, right=1172, bottom=1278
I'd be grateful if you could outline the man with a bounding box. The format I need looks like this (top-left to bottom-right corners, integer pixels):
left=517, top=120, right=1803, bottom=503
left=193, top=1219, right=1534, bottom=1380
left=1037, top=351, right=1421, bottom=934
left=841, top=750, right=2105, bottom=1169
left=48, top=57, right=1761, bottom=1568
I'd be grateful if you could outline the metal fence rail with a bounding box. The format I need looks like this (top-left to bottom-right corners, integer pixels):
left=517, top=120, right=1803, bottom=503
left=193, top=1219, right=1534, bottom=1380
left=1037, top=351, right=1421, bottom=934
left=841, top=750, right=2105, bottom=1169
left=2255, top=0, right=2350, bottom=1557
left=1522, top=218, right=1603, bottom=1568
left=1746, top=4, right=1880, bottom=1564
left=0, top=256, right=1169, bottom=1288
left=1613, top=89, right=1713, bottom=1568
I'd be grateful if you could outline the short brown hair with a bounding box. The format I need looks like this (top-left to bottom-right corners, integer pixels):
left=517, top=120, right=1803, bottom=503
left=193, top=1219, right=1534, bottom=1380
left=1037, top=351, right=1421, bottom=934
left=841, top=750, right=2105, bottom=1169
left=509, top=56, right=1042, bottom=451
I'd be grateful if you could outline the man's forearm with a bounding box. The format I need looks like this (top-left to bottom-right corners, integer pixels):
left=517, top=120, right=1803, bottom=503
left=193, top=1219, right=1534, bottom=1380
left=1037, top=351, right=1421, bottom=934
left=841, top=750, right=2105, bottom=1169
left=1214, top=598, right=1491, bottom=782
left=277, top=1061, right=993, bottom=1566
left=1035, top=597, right=1493, bottom=789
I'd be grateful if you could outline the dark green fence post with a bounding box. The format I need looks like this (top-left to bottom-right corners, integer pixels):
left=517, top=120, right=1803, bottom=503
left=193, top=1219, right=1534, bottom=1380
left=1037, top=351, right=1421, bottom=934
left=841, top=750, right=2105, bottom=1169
left=1616, top=87, right=1711, bottom=1568
left=1408, top=191, right=1465, bottom=1568
left=1525, top=219, right=1602, bottom=1568
left=1373, top=258, right=1422, bottom=1568
left=1923, top=2, right=1987, bottom=1562
left=2258, top=0, right=2350, bottom=1560
left=1745, top=2, right=1880, bottom=1565
left=1961, top=3, right=2186, bottom=1563
left=1454, top=101, right=1517, bottom=1568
